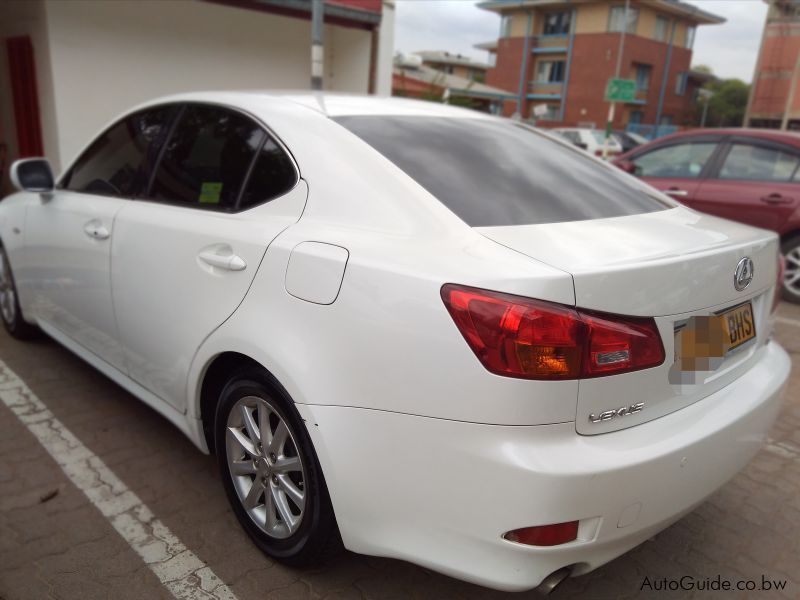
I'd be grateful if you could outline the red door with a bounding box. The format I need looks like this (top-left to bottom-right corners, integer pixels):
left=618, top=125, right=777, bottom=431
left=6, top=36, right=44, bottom=158
left=692, top=140, right=800, bottom=233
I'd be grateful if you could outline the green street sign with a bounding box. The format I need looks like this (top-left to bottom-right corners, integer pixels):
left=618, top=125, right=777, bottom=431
left=605, top=78, right=637, bottom=102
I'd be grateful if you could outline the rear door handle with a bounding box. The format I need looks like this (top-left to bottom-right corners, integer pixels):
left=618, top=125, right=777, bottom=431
left=84, top=220, right=110, bottom=240
left=198, top=250, right=247, bottom=271
left=663, top=188, right=688, bottom=197
left=761, top=193, right=793, bottom=205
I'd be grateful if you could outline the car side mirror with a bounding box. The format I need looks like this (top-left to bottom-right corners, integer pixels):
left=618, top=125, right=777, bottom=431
left=615, top=159, right=637, bottom=175
left=10, top=158, right=55, bottom=195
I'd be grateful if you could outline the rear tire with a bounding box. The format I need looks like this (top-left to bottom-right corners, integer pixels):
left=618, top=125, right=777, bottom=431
left=0, top=244, right=39, bottom=340
left=214, top=367, right=340, bottom=566
left=781, top=235, right=800, bottom=304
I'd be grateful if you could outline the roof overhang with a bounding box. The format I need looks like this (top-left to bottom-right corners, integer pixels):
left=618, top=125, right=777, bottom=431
left=477, top=0, right=724, bottom=25
left=208, top=0, right=381, bottom=30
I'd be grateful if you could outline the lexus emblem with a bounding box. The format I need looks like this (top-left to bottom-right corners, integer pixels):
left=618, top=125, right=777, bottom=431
left=734, top=257, right=754, bottom=291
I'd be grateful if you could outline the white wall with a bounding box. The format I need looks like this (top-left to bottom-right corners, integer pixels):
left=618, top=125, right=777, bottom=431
left=0, top=0, right=60, bottom=174
left=42, top=0, right=373, bottom=171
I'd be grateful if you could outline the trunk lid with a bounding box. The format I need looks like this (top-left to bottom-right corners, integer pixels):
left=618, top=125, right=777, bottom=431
left=479, top=205, right=779, bottom=434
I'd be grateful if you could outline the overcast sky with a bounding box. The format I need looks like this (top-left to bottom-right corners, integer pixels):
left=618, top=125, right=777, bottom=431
left=394, top=0, right=767, bottom=82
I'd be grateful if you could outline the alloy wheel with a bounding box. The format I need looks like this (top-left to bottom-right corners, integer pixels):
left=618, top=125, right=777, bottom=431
left=784, top=247, right=800, bottom=298
left=0, top=249, right=17, bottom=326
left=225, top=395, right=306, bottom=539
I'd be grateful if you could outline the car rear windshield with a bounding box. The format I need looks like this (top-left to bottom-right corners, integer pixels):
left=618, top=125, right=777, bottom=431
left=334, top=116, right=669, bottom=227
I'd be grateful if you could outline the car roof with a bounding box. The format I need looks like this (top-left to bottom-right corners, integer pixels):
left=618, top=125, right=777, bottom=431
left=655, top=127, right=800, bottom=147
left=132, top=90, right=493, bottom=120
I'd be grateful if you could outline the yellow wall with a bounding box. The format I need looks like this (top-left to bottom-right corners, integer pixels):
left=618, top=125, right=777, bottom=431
left=574, top=3, right=608, bottom=34
left=509, top=11, right=530, bottom=37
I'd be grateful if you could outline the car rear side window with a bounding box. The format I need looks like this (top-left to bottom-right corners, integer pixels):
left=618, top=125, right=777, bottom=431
left=148, top=105, right=265, bottom=209
left=719, top=143, right=800, bottom=182
left=238, top=137, right=298, bottom=209
left=334, top=116, right=668, bottom=227
left=64, top=106, right=176, bottom=197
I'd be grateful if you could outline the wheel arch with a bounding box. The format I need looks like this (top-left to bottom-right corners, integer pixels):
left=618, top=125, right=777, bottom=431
left=198, top=351, right=299, bottom=454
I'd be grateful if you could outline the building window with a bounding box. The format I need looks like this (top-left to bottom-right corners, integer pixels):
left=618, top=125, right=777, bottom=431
left=488, top=53, right=497, bottom=68
left=634, top=64, right=652, bottom=91
left=654, top=16, right=669, bottom=42
left=500, top=15, right=512, bottom=38
left=535, top=60, right=565, bottom=83
left=659, top=115, right=674, bottom=126
left=686, top=25, right=696, bottom=49
left=609, top=6, right=639, bottom=34
left=543, top=11, right=571, bottom=35
left=675, top=72, right=687, bottom=95
left=629, top=110, right=644, bottom=125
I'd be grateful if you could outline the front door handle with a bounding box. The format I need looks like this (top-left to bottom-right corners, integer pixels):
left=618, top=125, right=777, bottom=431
left=761, top=193, right=793, bottom=205
left=84, top=220, right=110, bottom=240
left=663, top=188, right=688, bottom=197
left=198, top=250, right=247, bottom=271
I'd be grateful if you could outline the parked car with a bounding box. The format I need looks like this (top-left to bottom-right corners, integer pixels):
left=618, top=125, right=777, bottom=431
left=0, top=94, right=789, bottom=594
left=554, top=127, right=624, bottom=158
left=613, top=128, right=800, bottom=302
left=612, top=129, right=649, bottom=153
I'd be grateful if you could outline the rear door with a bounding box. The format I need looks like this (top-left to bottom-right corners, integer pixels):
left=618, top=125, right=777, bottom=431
left=692, top=136, right=800, bottom=232
left=112, top=104, right=305, bottom=411
left=22, top=106, right=176, bottom=370
left=629, top=136, right=724, bottom=202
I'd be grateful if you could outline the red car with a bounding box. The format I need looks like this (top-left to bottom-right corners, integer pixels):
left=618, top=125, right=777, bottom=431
left=614, top=128, right=800, bottom=302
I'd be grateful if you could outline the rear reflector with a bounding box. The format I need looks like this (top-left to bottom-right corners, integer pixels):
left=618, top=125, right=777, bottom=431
left=504, top=521, right=579, bottom=546
left=441, top=284, right=664, bottom=380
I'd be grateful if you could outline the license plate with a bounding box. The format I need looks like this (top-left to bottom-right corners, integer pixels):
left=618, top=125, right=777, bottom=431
left=673, top=303, right=756, bottom=372
left=721, top=302, right=756, bottom=352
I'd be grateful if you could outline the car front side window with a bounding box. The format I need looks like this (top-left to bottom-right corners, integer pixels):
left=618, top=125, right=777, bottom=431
left=632, top=142, right=717, bottom=178
left=147, top=105, right=266, bottom=210
left=63, top=106, right=177, bottom=197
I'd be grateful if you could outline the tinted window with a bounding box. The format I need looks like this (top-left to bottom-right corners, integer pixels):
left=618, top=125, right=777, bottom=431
left=719, top=143, right=800, bottom=182
left=65, top=106, right=175, bottom=197
left=632, top=142, right=717, bottom=178
left=149, top=105, right=265, bottom=209
left=239, top=138, right=297, bottom=208
left=335, top=116, right=668, bottom=227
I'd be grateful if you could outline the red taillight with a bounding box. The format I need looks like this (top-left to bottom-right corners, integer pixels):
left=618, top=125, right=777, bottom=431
left=504, top=521, right=579, bottom=546
left=773, top=254, right=785, bottom=313
left=441, top=284, right=664, bottom=380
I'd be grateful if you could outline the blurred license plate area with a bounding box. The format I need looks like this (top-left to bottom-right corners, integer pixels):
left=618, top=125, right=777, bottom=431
left=674, top=302, right=756, bottom=373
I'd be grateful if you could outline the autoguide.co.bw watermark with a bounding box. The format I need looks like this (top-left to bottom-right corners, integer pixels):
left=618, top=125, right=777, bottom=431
left=641, top=574, right=787, bottom=593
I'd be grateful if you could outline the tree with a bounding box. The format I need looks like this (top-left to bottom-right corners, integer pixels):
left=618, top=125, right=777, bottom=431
left=695, top=78, right=750, bottom=127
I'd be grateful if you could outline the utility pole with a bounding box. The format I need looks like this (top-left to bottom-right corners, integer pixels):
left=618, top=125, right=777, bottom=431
left=311, top=0, right=324, bottom=91
left=603, top=0, right=629, bottom=159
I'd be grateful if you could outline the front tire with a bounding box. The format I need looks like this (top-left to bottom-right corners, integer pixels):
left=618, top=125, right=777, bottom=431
left=214, top=368, right=339, bottom=565
left=782, top=235, right=800, bottom=304
left=0, top=244, right=38, bottom=339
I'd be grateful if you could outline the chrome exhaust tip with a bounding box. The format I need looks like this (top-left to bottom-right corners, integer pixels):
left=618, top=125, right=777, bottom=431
left=536, top=567, right=572, bottom=596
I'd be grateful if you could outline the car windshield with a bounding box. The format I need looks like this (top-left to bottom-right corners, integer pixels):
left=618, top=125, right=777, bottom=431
left=334, top=116, right=668, bottom=227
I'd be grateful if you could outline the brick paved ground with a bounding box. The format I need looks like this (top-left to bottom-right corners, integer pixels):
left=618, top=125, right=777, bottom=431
left=1, top=304, right=799, bottom=600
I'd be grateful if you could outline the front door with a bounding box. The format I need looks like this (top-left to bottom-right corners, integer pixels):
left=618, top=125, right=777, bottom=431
left=21, top=105, right=176, bottom=370
left=629, top=138, right=722, bottom=204
left=23, top=191, right=125, bottom=366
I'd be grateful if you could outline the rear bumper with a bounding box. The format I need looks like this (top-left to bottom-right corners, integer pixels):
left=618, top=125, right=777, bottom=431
left=301, top=341, right=790, bottom=592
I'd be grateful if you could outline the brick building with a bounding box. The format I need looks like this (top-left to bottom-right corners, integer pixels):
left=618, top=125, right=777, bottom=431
left=476, top=0, right=723, bottom=134
left=745, top=0, right=800, bottom=129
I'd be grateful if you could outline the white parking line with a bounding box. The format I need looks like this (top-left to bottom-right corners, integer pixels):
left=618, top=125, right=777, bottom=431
left=0, top=359, right=239, bottom=600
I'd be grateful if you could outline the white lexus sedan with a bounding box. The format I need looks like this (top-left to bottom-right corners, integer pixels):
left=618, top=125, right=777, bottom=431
left=0, top=93, right=790, bottom=593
